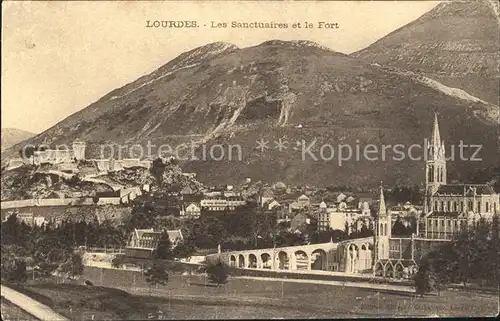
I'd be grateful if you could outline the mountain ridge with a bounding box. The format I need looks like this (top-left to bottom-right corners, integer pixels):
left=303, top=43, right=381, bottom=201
left=3, top=1, right=499, bottom=187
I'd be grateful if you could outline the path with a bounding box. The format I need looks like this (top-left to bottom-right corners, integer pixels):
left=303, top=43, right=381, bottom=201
left=0, top=284, right=68, bottom=321
left=233, top=275, right=415, bottom=293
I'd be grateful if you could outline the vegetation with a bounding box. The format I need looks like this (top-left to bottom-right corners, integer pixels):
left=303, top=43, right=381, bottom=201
left=205, top=259, right=229, bottom=286
left=153, top=231, right=173, bottom=260
left=414, top=215, right=499, bottom=295
left=144, top=262, right=169, bottom=295
left=58, top=252, right=84, bottom=279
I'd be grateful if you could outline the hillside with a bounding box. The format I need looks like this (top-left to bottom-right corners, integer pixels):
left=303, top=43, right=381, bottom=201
left=352, top=0, right=500, bottom=105
left=3, top=38, right=498, bottom=188
left=1, top=128, right=35, bottom=151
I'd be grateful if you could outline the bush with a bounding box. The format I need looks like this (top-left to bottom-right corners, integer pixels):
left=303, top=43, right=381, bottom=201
left=2, top=259, right=28, bottom=283
left=205, top=260, right=229, bottom=286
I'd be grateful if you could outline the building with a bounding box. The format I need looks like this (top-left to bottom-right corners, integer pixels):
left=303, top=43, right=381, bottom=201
left=125, top=228, right=184, bottom=259
left=260, top=188, right=275, bottom=207
left=419, top=113, right=499, bottom=239
left=182, top=203, right=201, bottom=219
left=31, top=140, right=87, bottom=165
left=317, top=210, right=345, bottom=231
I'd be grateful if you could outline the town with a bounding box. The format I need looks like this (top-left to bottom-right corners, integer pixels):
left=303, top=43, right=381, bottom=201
left=2, top=0, right=499, bottom=318
left=2, top=114, right=498, bottom=306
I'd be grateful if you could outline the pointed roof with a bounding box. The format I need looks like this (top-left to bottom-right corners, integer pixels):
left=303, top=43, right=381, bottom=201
left=431, top=112, right=441, bottom=148
left=378, top=182, right=387, bottom=217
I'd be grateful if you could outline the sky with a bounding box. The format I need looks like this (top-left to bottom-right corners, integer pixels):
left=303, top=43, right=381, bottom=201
left=2, top=0, right=441, bottom=134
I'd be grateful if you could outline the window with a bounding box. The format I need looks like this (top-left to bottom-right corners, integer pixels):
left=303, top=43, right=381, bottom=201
left=454, top=202, right=458, bottom=212
left=429, top=165, right=434, bottom=183
left=477, top=201, right=481, bottom=212
left=435, top=201, right=438, bottom=211
left=447, top=201, right=451, bottom=212
left=486, top=202, right=489, bottom=212
left=468, top=201, right=473, bottom=211
left=441, top=201, right=444, bottom=212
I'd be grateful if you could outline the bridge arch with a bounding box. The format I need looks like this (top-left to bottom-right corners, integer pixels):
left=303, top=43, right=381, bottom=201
left=238, top=254, right=246, bottom=268
left=311, top=249, right=328, bottom=270
left=293, top=250, right=309, bottom=270
left=248, top=253, right=258, bottom=268
left=277, top=251, right=289, bottom=270
left=230, top=255, right=237, bottom=267
left=261, top=253, right=272, bottom=269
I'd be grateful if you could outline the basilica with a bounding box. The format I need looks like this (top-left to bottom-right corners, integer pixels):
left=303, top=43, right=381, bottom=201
left=418, top=113, right=499, bottom=239
left=372, top=113, right=499, bottom=278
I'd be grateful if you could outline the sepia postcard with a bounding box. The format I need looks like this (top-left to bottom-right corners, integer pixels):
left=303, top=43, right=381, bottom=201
left=1, top=0, right=499, bottom=319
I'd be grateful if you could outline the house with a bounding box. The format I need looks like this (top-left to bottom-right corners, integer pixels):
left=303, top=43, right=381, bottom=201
left=181, top=186, right=195, bottom=196
left=318, top=210, right=345, bottom=231
left=336, top=193, right=347, bottom=203
left=260, top=188, right=275, bottom=207
left=297, top=194, right=311, bottom=208
left=268, top=200, right=281, bottom=211
left=290, top=212, right=316, bottom=230
left=183, top=203, right=201, bottom=219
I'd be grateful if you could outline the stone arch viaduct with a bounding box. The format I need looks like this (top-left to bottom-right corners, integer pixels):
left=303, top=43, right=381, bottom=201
left=211, top=237, right=374, bottom=273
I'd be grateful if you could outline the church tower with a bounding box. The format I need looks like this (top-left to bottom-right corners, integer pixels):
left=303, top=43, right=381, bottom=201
left=374, top=183, right=391, bottom=263
left=424, top=113, right=447, bottom=212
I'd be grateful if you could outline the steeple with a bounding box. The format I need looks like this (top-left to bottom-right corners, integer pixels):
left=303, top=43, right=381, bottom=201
left=425, top=112, right=447, bottom=200
left=378, top=182, right=386, bottom=217
left=431, top=112, right=441, bottom=150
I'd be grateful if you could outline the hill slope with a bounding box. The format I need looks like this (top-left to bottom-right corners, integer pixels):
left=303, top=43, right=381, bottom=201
left=1, top=128, right=35, bottom=151
left=4, top=39, right=498, bottom=188
left=352, top=0, right=500, bottom=105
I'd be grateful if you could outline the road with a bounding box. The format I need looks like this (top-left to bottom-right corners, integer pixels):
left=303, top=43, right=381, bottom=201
left=0, top=284, right=68, bottom=321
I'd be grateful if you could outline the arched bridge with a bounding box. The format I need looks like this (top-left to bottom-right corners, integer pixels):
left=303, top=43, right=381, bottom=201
left=210, top=237, right=374, bottom=273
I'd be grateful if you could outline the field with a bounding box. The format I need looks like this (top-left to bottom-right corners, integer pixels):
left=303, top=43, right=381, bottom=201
left=8, top=266, right=497, bottom=319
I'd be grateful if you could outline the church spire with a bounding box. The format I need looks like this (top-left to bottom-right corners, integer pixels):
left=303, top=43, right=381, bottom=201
left=431, top=112, right=441, bottom=152
left=378, top=182, right=386, bottom=217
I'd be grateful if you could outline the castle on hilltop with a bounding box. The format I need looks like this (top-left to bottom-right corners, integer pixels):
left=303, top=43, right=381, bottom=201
left=30, top=140, right=87, bottom=165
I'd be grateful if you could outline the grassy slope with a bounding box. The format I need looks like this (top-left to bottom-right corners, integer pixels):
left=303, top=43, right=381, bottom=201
left=6, top=266, right=498, bottom=319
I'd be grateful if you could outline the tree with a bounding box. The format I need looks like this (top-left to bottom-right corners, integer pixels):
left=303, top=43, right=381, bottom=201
left=392, top=217, right=410, bottom=236
left=153, top=231, right=173, bottom=260
left=1, top=245, right=28, bottom=283
left=205, top=260, right=229, bottom=287
left=172, top=239, right=196, bottom=259
left=414, top=258, right=438, bottom=297
left=144, top=262, right=169, bottom=295
left=58, top=253, right=84, bottom=280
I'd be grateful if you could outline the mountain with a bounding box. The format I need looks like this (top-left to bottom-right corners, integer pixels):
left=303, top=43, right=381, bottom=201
left=352, top=0, right=500, bottom=105
left=1, top=128, right=35, bottom=151
left=3, top=38, right=498, bottom=188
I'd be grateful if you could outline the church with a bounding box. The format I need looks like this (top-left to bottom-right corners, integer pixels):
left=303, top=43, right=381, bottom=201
left=418, top=113, right=499, bottom=239
left=371, top=113, right=499, bottom=278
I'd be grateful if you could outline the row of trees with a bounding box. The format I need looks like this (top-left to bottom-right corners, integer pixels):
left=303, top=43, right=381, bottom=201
left=1, top=214, right=89, bottom=283
left=415, top=215, right=499, bottom=295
